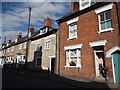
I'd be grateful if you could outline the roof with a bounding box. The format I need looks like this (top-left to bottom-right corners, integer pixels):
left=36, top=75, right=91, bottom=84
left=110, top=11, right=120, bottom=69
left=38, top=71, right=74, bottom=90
left=30, top=26, right=58, bottom=41
left=56, top=2, right=112, bottom=24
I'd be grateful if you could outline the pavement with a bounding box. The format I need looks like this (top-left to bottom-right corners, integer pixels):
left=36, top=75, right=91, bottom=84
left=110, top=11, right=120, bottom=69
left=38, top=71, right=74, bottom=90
left=2, top=68, right=119, bottom=89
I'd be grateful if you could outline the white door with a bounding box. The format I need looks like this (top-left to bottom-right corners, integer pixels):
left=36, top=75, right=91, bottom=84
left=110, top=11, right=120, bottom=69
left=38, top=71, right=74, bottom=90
left=94, top=50, right=104, bottom=77
left=94, top=51, right=100, bottom=77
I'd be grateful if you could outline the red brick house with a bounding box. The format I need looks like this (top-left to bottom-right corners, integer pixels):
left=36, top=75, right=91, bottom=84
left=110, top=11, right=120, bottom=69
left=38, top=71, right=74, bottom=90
left=56, top=1, right=120, bottom=83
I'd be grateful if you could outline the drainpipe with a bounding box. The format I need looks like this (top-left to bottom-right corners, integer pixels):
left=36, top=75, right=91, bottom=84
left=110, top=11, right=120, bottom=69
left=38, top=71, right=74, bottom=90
left=58, top=26, right=60, bottom=75
left=116, top=2, right=120, bottom=34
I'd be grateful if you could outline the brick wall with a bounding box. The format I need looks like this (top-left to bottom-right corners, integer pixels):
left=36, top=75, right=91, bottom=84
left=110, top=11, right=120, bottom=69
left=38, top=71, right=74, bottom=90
left=58, top=3, right=119, bottom=82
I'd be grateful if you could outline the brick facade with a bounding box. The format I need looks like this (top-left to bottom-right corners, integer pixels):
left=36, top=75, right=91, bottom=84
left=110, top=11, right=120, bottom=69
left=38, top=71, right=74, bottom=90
left=56, top=2, right=120, bottom=83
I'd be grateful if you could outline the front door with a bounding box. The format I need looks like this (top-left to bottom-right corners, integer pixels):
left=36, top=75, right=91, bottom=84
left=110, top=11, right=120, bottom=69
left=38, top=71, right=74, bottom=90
left=94, top=51, right=104, bottom=77
left=50, top=58, right=55, bottom=74
left=35, top=57, right=41, bottom=68
left=113, top=53, right=120, bottom=83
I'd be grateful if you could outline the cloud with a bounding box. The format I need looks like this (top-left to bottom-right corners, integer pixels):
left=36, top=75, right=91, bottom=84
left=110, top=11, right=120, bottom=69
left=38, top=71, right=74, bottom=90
left=2, top=30, right=27, bottom=43
left=1, top=2, right=70, bottom=48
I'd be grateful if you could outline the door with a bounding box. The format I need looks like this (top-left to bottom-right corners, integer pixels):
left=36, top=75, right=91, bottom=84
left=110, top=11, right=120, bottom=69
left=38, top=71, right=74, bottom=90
left=35, top=57, right=41, bottom=68
left=94, top=51, right=104, bottom=77
left=113, top=53, right=120, bottom=83
left=50, top=58, right=55, bottom=74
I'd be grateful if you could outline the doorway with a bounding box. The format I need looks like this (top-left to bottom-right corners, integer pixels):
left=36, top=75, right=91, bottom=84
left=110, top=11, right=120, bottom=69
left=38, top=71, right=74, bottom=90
left=35, top=57, right=41, bottom=68
left=112, top=52, right=120, bottom=83
left=94, top=50, right=104, bottom=77
left=49, top=56, right=55, bottom=74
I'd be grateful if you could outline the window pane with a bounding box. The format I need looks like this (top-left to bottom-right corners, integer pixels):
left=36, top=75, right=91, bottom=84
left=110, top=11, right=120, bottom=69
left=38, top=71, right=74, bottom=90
left=70, top=50, right=77, bottom=56
left=105, top=11, right=111, bottom=20
left=100, top=13, right=104, bottom=22
left=66, top=51, right=69, bottom=58
left=106, top=20, right=112, bottom=28
left=101, top=22, right=106, bottom=30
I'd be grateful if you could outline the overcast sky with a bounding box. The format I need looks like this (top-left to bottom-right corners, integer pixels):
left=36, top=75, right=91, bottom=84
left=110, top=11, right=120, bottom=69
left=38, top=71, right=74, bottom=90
left=0, top=0, right=71, bottom=48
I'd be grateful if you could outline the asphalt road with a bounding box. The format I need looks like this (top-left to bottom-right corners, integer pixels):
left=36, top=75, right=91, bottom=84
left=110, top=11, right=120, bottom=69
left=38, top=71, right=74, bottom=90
left=2, top=69, right=85, bottom=88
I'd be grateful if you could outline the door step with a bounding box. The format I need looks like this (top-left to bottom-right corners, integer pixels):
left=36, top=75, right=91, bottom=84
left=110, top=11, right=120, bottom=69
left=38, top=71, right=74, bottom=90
left=94, top=77, right=106, bottom=82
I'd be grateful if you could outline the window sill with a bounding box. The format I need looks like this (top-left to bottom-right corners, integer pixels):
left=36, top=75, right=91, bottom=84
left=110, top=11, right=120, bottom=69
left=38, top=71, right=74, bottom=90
left=98, top=28, right=114, bottom=34
left=67, top=37, right=78, bottom=41
left=64, top=65, right=82, bottom=69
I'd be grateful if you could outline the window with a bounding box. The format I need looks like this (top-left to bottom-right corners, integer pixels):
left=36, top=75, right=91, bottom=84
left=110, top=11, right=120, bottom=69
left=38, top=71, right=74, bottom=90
left=99, top=11, right=112, bottom=31
left=40, top=27, right=48, bottom=34
left=69, top=22, right=77, bottom=39
left=95, top=3, right=114, bottom=34
left=35, top=44, right=40, bottom=51
left=64, top=44, right=83, bottom=68
left=66, top=49, right=81, bottom=67
left=81, top=0, right=90, bottom=9
left=11, top=46, right=14, bottom=52
left=19, top=44, right=22, bottom=50
left=45, top=40, right=51, bottom=49
left=23, top=42, right=27, bottom=49
left=79, top=0, right=96, bottom=10
left=7, top=48, right=10, bottom=52
left=67, top=17, right=79, bottom=40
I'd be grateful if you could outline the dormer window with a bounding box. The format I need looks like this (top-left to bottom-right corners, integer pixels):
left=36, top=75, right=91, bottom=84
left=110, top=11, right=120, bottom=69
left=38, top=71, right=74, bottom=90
left=40, top=27, right=48, bottom=34
left=79, top=0, right=96, bottom=10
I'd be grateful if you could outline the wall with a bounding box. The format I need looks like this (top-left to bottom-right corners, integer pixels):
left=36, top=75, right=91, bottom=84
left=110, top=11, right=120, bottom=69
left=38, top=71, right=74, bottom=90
left=58, top=3, right=119, bottom=82
left=28, top=34, right=56, bottom=70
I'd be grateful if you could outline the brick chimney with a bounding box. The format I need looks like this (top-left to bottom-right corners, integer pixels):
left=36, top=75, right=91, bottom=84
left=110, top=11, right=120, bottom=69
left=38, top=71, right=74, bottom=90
left=29, top=27, right=34, bottom=37
left=29, top=27, right=34, bottom=34
left=44, top=17, right=52, bottom=27
left=70, top=1, right=79, bottom=12
left=17, top=32, right=22, bottom=39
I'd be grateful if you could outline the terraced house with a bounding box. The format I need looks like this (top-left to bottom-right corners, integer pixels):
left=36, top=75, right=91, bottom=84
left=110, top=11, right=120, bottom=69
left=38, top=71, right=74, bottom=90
left=56, top=1, right=120, bottom=83
left=1, top=32, right=27, bottom=68
left=27, top=18, right=57, bottom=74
left=1, top=17, right=58, bottom=74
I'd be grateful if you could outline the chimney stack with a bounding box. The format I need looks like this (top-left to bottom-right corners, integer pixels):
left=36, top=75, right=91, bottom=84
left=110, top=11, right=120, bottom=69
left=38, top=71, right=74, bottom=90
left=29, top=27, right=34, bottom=34
left=44, top=17, right=52, bottom=27
left=70, top=0, right=79, bottom=12
left=17, top=32, right=22, bottom=39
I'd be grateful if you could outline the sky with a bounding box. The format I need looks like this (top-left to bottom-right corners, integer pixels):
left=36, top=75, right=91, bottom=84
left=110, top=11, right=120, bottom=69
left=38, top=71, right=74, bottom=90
left=0, top=0, right=71, bottom=48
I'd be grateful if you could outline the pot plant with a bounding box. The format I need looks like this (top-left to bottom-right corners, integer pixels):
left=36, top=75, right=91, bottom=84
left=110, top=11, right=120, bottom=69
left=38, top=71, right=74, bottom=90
left=69, top=61, right=76, bottom=66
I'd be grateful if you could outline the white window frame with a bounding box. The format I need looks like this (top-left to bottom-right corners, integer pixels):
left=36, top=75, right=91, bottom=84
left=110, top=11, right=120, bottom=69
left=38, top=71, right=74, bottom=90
left=67, top=17, right=79, bottom=40
left=79, top=0, right=91, bottom=10
left=64, top=44, right=82, bottom=69
left=95, top=3, right=114, bottom=34
left=45, top=40, right=51, bottom=49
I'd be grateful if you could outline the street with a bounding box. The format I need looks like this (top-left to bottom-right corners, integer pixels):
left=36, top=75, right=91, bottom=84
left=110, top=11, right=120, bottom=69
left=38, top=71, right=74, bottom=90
left=2, top=68, right=86, bottom=89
